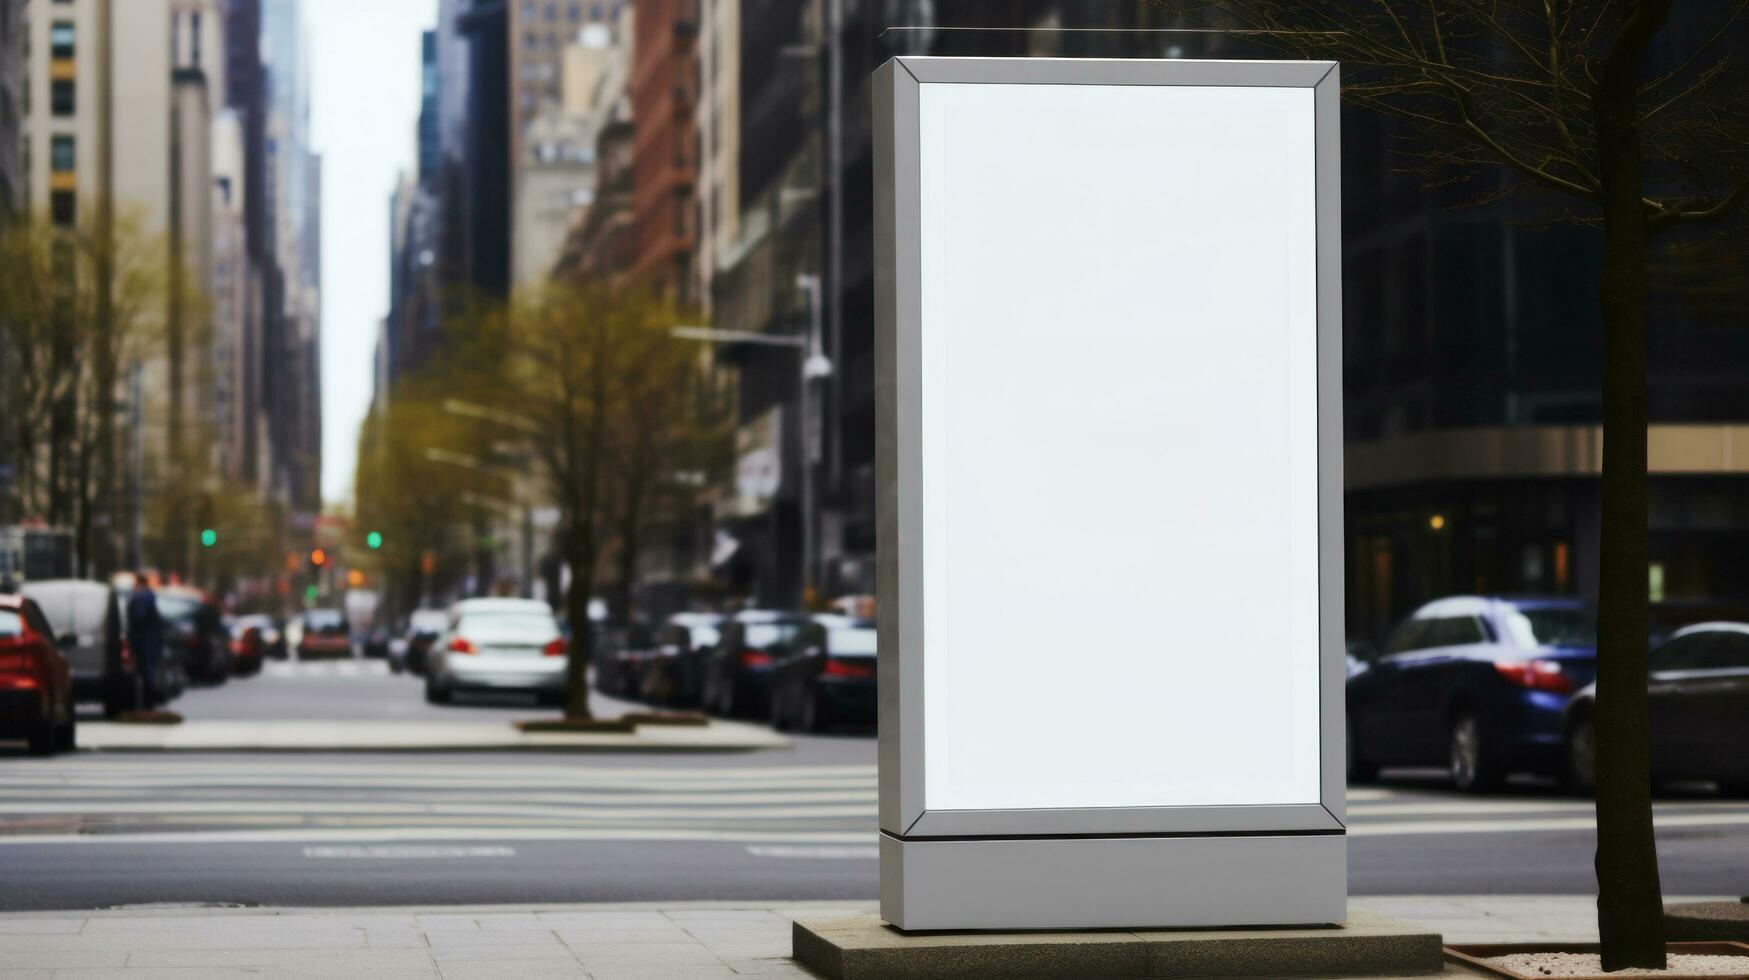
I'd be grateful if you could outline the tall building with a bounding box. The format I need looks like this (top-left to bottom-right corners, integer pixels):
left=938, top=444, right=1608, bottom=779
left=459, top=0, right=510, bottom=296
left=262, top=0, right=323, bottom=513
left=0, top=0, right=20, bottom=218
left=223, top=0, right=271, bottom=488
left=550, top=4, right=634, bottom=284
left=18, top=0, right=234, bottom=571
left=511, top=17, right=625, bottom=284
left=628, top=0, right=698, bottom=299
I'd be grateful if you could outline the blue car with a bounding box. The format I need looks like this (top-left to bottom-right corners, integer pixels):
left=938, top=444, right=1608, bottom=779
left=1347, top=596, right=1597, bottom=792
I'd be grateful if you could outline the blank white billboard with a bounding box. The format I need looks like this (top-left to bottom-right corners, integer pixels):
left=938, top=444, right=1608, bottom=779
left=914, top=80, right=1323, bottom=813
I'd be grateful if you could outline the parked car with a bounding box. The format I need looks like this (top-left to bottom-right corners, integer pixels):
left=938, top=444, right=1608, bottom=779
left=1564, top=622, right=1749, bottom=796
left=425, top=598, right=567, bottom=705
left=639, top=613, right=725, bottom=707
left=0, top=594, right=75, bottom=755
left=769, top=618, right=876, bottom=732
left=20, top=579, right=140, bottom=716
left=1347, top=596, right=1597, bottom=792
left=399, top=609, right=448, bottom=676
left=226, top=615, right=270, bottom=676
left=158, top=587, right=232, bottom=683
left=259, top=616, right=288, bottom=660
left=701, top=611, right=811, bottom=718
left=296, top=608, right=353, bottom=660
left=361, top=625, right=392, bottom=660
left=593, top=623, right=656, bottom=699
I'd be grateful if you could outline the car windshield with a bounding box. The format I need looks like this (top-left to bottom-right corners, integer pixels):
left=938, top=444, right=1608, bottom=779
left=0, top=610, right=20, bottom=637
left=158, top=596, right=202, bottom=623
left=827, top=628, right=877, bottom=655
left=410, top=611, right=447, bottom=634
left=687, top=626, right=720, bottom=648
left=1503, top=607, right=1597, bottom=648
left=745, top=623, right=804, bottom=650
left=304, top=610, right=346, bottom=634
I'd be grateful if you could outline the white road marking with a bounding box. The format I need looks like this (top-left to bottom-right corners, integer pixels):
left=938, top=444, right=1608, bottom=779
left=1351, top=811, right=1749, bottom=837
left=746, top=845, right=878, bottom=859
left=0, top=827, right=878, bottom=846
left=0, top=800, right=877, bottom=819
left=303, top=845, right=516, bottom=859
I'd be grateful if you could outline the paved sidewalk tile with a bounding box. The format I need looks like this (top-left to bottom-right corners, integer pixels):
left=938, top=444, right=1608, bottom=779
left=0, top=895, right=1721, bottom=977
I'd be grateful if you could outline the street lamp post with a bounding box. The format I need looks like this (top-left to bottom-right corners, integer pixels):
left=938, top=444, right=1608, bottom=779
left=672, top=282, right=832, bottom=606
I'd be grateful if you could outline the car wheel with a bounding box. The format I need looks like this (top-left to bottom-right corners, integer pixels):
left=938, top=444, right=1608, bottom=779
left=1346, top=716, right=1379, bottom=784
left=425, top=677, right=452, bottom=705
left=56, top=715, right=76, bottom=752
left=1566, top=715, right=1597, bottom=795
left=1449, top=712, right=1503, bottom=793
left=769, top=689, right=789, bottom=731
left=1717, top=780, right=1749, bottom=799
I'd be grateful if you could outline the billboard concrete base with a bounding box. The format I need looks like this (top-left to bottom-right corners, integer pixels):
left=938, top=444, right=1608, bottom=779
left=879, top=832, right=1346, bottom=932
left=792, top=906, right=1445, bottom=980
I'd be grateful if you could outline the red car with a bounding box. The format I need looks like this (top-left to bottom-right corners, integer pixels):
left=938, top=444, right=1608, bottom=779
left=0, top=594, right=76, bottom=755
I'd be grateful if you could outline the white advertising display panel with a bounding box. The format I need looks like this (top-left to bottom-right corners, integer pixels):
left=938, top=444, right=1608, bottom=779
left=876, top=57, right=1345, bottom=932
left=918, top=81, right=1321, bottom=813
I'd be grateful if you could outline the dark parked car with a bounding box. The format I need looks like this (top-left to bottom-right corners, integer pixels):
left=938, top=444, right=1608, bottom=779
left=1347, top=596, right=1597, bottom=792
left=701, top=611, right=811, bottom=718
left=159, top=587, right=232, bottom=683
left=0, top=594, right=75, bottom=755
left=1564, top=622, right=1749, bottom=796
left=226, top=615, right=269, bottom=677
left=639, top=613, right=724, bottom=707
left=361, top=625, right=392, bottom=660
left=20, top=579, right=140, bottom=716
left=594, top=623, right=656, bottom=699
left=398, top=609, right=448, bottom=675
left=770, top=618, right=876, bottom=732
left=297, top=609, right=352, bottom=660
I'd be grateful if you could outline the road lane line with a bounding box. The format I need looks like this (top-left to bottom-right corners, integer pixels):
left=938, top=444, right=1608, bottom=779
left=303, top=845, right=516, bottom=858
left=746, top=845, right=878, bottom=859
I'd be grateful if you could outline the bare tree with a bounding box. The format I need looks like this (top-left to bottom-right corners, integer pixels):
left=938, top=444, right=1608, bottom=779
left=1147, top=0, right=1749, bottom=967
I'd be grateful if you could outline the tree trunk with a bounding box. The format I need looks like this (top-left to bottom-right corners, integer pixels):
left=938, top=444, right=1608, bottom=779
left=1591, top=1, right=1671, bottom=968
left=562, top=521, right=595, bottom=720
left=611, top=490, right=643, bottom=629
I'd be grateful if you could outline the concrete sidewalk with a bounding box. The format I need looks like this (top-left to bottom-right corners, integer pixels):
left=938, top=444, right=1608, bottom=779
left=73, top=719, right=790, bottom=753
left=0, top=896, right=1724, bottom=979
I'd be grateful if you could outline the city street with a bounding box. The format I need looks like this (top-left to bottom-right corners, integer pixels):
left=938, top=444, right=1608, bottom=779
left=0, top=665, right=1745, bottom=912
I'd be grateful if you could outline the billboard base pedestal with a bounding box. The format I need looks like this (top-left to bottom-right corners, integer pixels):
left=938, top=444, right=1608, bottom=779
left=792, top=906, right=1444, bottom=980
left=879, top=832, right=1346, bottom=932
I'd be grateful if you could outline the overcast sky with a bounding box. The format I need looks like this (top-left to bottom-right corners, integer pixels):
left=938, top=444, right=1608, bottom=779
left=306, top=0, right=437, bottom=506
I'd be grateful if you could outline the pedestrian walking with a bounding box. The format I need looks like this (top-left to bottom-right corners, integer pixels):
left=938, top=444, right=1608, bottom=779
left=126, top=574, right=164, bottom=709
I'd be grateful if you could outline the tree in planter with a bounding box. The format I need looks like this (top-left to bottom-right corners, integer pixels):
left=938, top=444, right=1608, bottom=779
left=479, top=282, right=707, bottom=720
left=601, top=309, right=734, bottom=631
left=1145, top=0, right=1749, bottom=967
left=0, top=206, right=170, bottom=573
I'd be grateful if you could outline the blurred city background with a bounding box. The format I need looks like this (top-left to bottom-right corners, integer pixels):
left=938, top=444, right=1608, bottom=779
left=0, top=0, right=1745, bottom=911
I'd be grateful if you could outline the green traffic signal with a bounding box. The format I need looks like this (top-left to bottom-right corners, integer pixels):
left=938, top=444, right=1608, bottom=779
left=366, top=530, right=383, bottom=550
left=200, top=528, right=218, bottom=548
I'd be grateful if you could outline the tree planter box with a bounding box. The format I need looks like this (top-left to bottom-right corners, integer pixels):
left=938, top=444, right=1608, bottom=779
left=620, top=712, right=709, bottom=727
left=1445, top=941, right=1749, bottom=979
left=512, top=718, right=637, bottom=734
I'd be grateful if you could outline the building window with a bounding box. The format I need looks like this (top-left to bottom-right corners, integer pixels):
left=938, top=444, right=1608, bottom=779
left=51, top=79, right=75, bottom=116
left=51, top=190, right=76, bottom=226
left=568, top=3, right=581, bottom=19
left=50, top=134, right=75, bottom=172
left=50, top=21, right=76, bottom=59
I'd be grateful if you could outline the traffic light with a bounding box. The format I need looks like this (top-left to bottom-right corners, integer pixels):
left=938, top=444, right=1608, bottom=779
left=200, top=528, right=217, bottom=548
left=366, top=530, right=383, bottom=550
left=310, top=548, right=327, bottom=567
left=346, top=569, right=366, bottom=588
left=303, top=584, right=319, bottom=603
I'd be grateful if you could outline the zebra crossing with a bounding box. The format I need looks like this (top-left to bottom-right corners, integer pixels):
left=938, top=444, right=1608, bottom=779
left=262, top=658, right=392, bottom=678
left=0, top=758, right=881, bottom=848
left=1, top=756, right=1746, bottom=849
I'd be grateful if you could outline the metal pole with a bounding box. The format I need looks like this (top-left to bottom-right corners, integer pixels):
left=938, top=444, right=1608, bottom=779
left=824, top=0, right=843, bottom=500
left=797, top=277, right=824, bottom=607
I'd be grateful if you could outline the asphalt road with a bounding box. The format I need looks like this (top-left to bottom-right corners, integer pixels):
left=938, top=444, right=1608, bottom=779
left=0, top=662, right=1744, bottom=911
